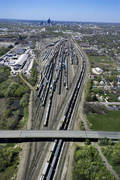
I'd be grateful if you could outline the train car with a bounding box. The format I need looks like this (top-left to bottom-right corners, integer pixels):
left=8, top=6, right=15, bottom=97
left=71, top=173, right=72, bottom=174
left=59, top=114, right=67, bottom=130
left=42, top=79, right=51, bottom=106
left=40, top=162, right=49, bottom=180
left=43, top=100, right=51, bottom=127
left=40, top=175, right=44, bottom=180
left=63, top=80, right=66, bottom=87
left=37, top=83, right=43, bottom=97
left=46, top=140, right=63, bottom=180
left=47, top=151, right=53, bottom=163
left=76, top=55, right=79, bottom=65
left=50, top=139, right=58, bottom=153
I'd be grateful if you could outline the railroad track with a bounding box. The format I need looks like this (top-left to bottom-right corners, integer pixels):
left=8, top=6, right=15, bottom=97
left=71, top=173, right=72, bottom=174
left=40, top=56, right=86, bottom=179
left=23, top=39, right=84, bottom=180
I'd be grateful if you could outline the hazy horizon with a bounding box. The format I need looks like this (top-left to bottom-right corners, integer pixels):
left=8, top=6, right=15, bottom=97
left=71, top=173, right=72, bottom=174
left=1, top=18, right=120, bottom=25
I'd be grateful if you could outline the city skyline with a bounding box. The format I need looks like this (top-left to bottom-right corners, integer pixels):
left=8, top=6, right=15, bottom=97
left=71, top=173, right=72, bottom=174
left=0, top=0, right=120, bottom=23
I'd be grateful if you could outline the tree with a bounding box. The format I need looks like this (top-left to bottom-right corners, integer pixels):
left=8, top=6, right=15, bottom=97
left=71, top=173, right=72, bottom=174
left=111, top=141, right=120, bottom=164
left=72, top=145, right=115, bottom=180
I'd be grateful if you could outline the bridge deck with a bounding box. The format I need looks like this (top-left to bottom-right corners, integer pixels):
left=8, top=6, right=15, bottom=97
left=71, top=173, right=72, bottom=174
left=0, top=130, right=120, bottom=143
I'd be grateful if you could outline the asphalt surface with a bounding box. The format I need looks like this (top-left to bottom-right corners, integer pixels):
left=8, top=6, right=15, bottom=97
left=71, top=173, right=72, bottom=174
left=88, top=102, right=120, bottom=105
left=0, top=130, right=120, bottom=141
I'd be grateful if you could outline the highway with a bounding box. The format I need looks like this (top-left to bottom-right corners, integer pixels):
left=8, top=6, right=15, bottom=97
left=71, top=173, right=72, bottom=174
left=0, top=130, right=120, bottom=143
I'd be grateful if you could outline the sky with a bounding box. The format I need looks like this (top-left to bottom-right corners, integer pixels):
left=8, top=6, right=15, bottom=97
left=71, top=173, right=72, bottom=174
left=0, top=0, right=120, bottom=23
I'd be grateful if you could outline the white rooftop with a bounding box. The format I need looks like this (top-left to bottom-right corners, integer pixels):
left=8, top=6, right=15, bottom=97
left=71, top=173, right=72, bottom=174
left=92, top=67, right=103, bottom=75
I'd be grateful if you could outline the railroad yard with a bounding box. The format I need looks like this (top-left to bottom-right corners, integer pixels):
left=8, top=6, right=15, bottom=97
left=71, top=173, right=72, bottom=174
left=0, top=2, right=120, bottom=179
left=1, top=19, right=120, bottom=180
left=18, top=38, right=86, bottom=180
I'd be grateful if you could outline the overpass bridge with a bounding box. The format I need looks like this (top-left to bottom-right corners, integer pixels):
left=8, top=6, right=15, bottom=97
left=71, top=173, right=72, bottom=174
left=0, top=130, right=120, bottom=143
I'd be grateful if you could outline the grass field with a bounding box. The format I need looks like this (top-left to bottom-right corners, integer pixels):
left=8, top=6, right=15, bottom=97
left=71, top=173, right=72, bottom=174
left=87, top=110, right=120, bottom=131
left=89, top=56, right=109, bottom=62
left=88, top=56, right=115, bottom=70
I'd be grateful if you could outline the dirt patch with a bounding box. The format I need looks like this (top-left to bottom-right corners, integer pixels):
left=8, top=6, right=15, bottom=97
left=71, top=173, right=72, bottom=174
left=16, top=91, right=33, bottom=180
left=0, top=42, right=14, bottom=48
left=84, top=102, right=108, bottom=114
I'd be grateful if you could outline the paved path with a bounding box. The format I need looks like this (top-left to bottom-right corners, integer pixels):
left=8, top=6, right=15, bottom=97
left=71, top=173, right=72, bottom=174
left=16, top=91, right=33, bottom=180
left=19, top=72, right=35, bottom=92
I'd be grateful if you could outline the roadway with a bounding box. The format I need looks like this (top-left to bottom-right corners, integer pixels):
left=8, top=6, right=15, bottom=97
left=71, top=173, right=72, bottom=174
left=88, top=102, right=120, bottom=105
left=0, top=130, right=120, bottom=143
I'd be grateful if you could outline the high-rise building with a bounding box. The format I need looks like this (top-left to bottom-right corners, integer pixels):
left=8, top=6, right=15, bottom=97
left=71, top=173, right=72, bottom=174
left=47, top=18, right=51, bottom=25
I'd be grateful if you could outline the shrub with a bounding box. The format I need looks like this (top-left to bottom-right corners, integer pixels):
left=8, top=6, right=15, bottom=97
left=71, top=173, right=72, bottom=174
left=20, top=94, right=29, bottom=108
left=0, top=146, right=21, bottom=172
left=15, top=85, right=27, bottom=97
left=3, top=109, right=12, bottom=119
left=73, top=145, right=115, bottom=180
left=5, top=82, right=19, bottom=97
